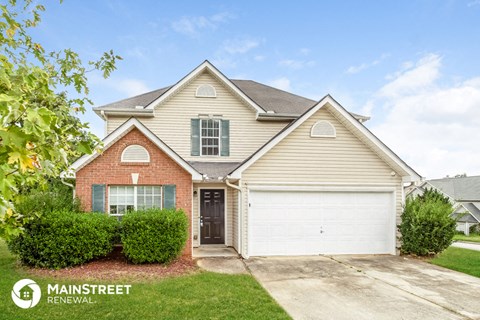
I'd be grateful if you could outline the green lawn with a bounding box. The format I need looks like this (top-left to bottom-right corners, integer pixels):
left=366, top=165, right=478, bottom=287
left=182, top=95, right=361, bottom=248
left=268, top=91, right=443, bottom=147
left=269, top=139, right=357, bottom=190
left=0, top=240, right=290, bottom=320
left=430, top=247, right=480, bottom=278
left=453, top=234, right=480, bottom=243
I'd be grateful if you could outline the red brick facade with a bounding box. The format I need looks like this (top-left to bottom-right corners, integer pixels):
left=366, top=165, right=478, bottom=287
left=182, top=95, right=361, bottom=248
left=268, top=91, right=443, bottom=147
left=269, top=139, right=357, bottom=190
left=76, top=128, right=193, bottom=256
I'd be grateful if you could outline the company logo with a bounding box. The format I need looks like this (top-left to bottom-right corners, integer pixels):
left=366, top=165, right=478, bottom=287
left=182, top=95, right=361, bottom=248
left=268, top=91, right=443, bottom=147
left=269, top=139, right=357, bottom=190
left=11, top=279, right=41, bottom=309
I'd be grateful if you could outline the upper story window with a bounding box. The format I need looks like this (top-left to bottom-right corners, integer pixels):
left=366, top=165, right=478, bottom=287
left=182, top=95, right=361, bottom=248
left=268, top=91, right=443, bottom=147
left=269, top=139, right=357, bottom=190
left=310, top=120, right=336, bottom=138
left=201, top=119, right=220, bottom=156
left=195, top=84, right=216, bottom=98
left=191, top=118, right=230, bottom=157
left=121, top=145, right=150, bottom=162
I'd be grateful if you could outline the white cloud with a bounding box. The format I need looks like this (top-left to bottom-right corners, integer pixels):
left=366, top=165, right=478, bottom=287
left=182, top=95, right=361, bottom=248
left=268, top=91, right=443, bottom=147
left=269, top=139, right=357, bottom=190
left=254, top=55, right=266, bottom=61
left=279, top=59, right=316, bottom=70
left=171, top=12, right=233, bottom=37
left=365, top=53, right=480, bottom=179
left=467, top=0, right=480, bottom=6
left=268, top=77, right=291, bottom=91
left=221, top=37, right=260, bottom=54
left=104, top=78, right=151, bottom=97
left=346, top=53, right=390, bottom=74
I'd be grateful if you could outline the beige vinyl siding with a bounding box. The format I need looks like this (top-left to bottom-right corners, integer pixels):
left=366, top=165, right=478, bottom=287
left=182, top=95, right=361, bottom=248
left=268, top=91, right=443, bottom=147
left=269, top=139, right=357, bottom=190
left=192, top=183, right=235, bottom=247
left=106, top=71, right=287, bottom=162
left=241, top=106, right=404, bottom=255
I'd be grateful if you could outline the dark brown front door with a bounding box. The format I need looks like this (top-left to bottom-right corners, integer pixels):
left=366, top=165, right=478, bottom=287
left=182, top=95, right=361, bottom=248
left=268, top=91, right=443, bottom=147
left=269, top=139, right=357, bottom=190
left=200, top=189, right=225, bottom=244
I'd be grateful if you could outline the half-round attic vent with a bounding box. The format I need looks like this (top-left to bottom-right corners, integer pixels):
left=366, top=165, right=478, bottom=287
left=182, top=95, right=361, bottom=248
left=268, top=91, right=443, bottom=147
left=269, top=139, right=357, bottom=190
left=196, top=84, right=217, bottom=97
left=310, top=120, right=336, bottom=138
left=121, top=145, right=150, bottom=162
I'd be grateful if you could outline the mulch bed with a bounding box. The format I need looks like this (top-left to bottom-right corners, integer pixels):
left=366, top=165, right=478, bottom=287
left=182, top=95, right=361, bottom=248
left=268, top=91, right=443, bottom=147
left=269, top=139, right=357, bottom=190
left=25, top=246, right=199, bottom=281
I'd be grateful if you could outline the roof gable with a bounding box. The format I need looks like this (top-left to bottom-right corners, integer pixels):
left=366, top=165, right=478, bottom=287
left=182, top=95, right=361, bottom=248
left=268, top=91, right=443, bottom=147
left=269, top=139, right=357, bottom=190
left=229, top=95, right=421, bottom=181
left=64, top=118, right=202, bottom=181
left=144, top=60, right=265, bottom=114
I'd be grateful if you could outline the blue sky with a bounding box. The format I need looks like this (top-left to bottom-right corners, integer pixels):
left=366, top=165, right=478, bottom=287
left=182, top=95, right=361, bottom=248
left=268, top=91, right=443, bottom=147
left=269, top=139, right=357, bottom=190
left=30, top=0, right=480, bottom=179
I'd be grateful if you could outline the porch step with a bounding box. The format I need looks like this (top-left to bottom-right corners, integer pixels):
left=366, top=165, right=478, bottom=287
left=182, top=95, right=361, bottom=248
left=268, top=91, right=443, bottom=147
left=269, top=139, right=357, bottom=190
left=193, top=245, right=239, bottom=258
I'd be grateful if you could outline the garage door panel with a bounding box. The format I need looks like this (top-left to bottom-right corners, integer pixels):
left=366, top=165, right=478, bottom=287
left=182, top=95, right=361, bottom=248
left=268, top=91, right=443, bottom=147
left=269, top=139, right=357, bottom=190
left=249, top=190, right=394, bottom=256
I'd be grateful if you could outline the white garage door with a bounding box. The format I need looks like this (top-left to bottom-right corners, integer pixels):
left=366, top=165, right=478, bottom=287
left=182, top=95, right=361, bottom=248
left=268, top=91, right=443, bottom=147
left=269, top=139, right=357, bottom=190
left=248, top=190, right=395, bottom=256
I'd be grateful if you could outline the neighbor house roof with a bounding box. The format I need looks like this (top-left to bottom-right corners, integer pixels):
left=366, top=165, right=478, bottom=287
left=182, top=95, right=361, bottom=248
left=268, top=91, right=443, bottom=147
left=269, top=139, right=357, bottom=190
left=93, top=61, right=369, bottom=122
left=453, top=202, right=480, bottom=223
left=427, top=176, right=480, bottom=202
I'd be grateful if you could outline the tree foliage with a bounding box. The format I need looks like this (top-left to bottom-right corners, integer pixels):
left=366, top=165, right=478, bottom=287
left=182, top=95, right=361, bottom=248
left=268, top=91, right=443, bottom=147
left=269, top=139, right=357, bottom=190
left=0, top=0, right=121, bottom=238
left=400, top=188, right=456, bottom=256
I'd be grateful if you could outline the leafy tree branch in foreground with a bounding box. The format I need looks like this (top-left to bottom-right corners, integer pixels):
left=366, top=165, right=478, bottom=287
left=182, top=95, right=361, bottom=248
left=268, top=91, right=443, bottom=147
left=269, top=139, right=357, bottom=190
left=0, top=0, right=121, bottom=238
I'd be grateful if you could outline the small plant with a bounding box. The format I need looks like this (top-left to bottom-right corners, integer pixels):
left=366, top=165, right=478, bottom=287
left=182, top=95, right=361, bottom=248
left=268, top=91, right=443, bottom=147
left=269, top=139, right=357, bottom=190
left=8, top=211, right=118, bottom=269
left=121, top=208, right=188, bottom=264
left=400, top=188, right=456, bottom=256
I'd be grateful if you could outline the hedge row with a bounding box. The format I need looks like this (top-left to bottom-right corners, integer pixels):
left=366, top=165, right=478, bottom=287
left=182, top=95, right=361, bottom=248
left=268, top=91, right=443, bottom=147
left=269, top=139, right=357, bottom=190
left=8, top=208, right=188, bottom=269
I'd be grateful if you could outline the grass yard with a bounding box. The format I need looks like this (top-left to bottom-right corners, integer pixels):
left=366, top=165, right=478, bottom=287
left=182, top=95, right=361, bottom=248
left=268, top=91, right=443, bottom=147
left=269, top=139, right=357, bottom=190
left=453, top=234, right=480, bottom=243
left=0, top=240, right=290, bottom=320
left=430, top=247, right=480, bottom=278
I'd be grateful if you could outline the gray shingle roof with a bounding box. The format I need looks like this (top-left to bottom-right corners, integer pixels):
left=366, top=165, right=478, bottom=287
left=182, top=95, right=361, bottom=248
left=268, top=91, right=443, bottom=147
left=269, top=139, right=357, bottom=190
left=428, top=175, right=480, bottom=201
left=454, top=202, right=480, bottom=222
left=96, top=86, right=171, bottom=110
left=189, top=161, right=241, bottom=179
left=94, top=79, right=368, bottom=120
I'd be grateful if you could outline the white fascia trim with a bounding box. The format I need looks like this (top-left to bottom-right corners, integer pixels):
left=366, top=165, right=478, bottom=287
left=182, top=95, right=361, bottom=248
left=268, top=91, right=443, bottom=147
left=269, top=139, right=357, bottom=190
left=326, top=96, right=421, bottom=181
left=144, top=60, right=265, bottom=114
left=67, top=118, right=203, bottom=181
left=247, top=185, right=396, bottom=193
left=230, top=95, right=421, bottom=181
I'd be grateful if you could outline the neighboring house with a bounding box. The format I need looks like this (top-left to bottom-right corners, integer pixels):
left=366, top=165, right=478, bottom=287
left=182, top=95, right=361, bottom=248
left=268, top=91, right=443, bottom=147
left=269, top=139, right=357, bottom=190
left=66, top=61, right=420, bottom=258
left=407, top=176, right=480, bottom=235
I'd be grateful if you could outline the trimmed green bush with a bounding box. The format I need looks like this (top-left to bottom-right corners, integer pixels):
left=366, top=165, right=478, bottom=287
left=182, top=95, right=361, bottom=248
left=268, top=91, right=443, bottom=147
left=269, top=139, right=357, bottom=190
left=400, top=189, right=456, bottom=255
left=121, top=208, right=188, bottom=264
left=8, top=211, right=118, bottom=269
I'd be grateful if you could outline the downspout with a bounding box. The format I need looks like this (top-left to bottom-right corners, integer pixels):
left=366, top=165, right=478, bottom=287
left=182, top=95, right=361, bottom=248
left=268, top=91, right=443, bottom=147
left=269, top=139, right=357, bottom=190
left=225, top=176, right=243, bottom=258
left=100, top=110, right=108, bottom=136
left=61, top=177, right=75, bottom=199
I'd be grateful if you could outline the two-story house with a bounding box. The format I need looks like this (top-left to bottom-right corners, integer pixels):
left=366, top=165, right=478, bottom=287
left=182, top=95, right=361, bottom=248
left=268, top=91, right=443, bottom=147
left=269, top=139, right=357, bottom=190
left=67, top=61, right=420, bottom=258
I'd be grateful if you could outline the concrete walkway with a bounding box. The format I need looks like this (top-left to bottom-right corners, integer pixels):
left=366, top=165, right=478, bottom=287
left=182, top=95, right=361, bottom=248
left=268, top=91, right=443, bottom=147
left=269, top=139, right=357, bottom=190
left=451, top=241, right=480, bottom=252
left=196, top=257, right=247, bottom=274
left=246, top=255, right=480, bottom=320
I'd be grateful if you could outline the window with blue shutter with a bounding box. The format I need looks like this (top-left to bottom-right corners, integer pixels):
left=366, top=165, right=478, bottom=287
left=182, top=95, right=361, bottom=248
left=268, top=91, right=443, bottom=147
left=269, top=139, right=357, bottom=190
left=191, top=119, right=200, bottom=156
left=163, top=185, right=176, bottom=209
left=220, top=119, right=230, bottom=156
left=193, top=118, right=230, bottom=157
left=92, top=184, right=106, bottom=213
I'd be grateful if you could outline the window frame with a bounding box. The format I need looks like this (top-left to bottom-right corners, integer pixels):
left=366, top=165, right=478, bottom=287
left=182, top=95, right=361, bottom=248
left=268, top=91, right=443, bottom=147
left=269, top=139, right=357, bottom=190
left=200, top=118, right=221, bottom=156
left=108, top=185, right=162, bottom=218
left=120, top=144, right=150, bottom=163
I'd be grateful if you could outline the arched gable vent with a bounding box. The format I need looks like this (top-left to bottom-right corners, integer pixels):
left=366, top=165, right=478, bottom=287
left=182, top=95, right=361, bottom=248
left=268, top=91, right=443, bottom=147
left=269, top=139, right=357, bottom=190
left=310, top=120, right=336, bottom=138
left=121, top=145, right=150, bottom=162
left=195, top=84, right=217, bottom=97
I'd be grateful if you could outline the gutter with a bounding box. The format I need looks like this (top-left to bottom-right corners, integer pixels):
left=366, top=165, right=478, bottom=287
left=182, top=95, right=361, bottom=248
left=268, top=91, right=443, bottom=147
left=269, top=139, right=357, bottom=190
left=256, top=113, right=299, bottom=121
left=224, top=176, right=244, bottom=258
left=93, top=108, right=155, bottom=118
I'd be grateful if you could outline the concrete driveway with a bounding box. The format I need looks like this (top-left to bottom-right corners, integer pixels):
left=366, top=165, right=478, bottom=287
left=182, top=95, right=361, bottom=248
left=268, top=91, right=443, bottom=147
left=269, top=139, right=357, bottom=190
left=452, top=241, right=480, bottom=252
left=245, top=255, right=480, bottom=320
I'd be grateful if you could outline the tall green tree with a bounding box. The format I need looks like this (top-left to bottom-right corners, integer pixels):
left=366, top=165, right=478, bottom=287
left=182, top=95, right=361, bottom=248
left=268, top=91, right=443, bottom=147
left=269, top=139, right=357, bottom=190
left=0, top=0, right=121, bottom=238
